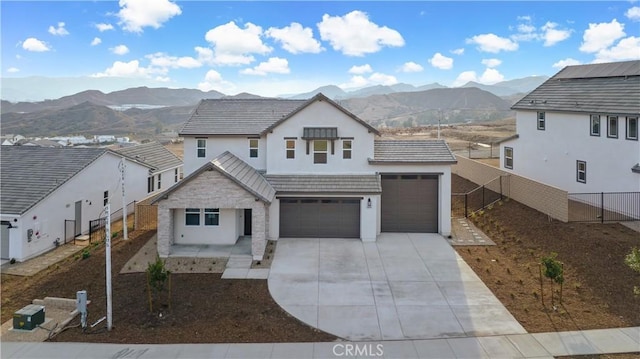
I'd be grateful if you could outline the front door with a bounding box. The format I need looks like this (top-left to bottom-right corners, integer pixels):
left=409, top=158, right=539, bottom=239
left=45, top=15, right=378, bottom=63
left=75, top=200, right=82, bottom=236
left=1, top=221, right=10, bottom=260
left=244, top=209, right=252, bottom=235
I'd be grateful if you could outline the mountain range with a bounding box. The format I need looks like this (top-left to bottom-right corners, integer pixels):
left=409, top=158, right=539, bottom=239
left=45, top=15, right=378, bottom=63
left=0, top=76, right=547, bottom=137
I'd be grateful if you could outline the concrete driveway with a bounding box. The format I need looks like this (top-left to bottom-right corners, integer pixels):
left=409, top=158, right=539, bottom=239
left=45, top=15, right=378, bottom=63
left=268, top=233, right=526, bottom=341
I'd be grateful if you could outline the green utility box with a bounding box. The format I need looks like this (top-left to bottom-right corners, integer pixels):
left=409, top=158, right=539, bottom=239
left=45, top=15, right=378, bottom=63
left=13, top=304, right=45, bottom=330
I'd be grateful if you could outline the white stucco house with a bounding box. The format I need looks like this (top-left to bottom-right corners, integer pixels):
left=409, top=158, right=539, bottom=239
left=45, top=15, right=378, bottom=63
left=154, top=93, right=457, bottom=260
left=500, top=60, right=640, bottom=194
left=0, top=147, right=152, bottom=262
left=115, top=141, right=183, bottom=197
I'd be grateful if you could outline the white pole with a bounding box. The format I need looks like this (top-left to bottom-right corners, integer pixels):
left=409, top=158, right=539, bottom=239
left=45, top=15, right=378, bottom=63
left=105, top=203, right=113, bottom=331
left=120, top=157, right=128, bottom=240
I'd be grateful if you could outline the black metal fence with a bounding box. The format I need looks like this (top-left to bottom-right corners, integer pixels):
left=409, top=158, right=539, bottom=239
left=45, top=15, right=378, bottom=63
left=452, top=175, right=510, bottom=217
left=568, top=192, right=640, bottom=222
left=88, top=200, right=137, bottom=243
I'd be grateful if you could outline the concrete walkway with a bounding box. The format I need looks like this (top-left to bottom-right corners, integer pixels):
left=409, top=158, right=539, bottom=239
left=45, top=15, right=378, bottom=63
left=268, top=233, right=525, bottom=341
left=2, top=326, right=639, bottom=358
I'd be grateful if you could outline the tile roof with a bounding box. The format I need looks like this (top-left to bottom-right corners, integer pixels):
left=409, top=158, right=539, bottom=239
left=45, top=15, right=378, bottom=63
left=179, top=98, right=307, bottom=136
left=115, top=141, right=182, bottom=173
left=369, top=140, right=457, bottom=164
left=1, top=146, right=107, bottom=215
left=512, top=60, right=640, bottom=115
left=265, top=175, right=382, bottom=194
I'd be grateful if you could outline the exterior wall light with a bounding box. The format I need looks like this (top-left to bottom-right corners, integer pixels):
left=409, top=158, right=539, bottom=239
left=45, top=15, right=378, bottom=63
left=367, top=198, right=372, bottom=208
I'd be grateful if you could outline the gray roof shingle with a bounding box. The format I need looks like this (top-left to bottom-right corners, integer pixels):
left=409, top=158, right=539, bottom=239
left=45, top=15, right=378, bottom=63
left=512, top=60, right=640, bottom=115
left=211, top=151, right=275, bottom=202
left=370, top=140, right=457, bottom=164
left=115, top=141, right=182, bottom=173
left=1, top=146, right=108, bottom=215
left=266, top=175, right=381, bottom=194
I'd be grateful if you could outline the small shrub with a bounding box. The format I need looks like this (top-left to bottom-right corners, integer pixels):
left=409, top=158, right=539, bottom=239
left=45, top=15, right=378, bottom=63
left=510, top=293, right=515, bottom=300
left=82, top=249, right=90, bottom=260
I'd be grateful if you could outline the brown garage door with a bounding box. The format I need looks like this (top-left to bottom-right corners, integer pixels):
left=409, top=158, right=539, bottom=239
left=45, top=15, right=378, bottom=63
left=381, top=174, right=439, bottom=232
left=280, top=198, right=360, bottom=238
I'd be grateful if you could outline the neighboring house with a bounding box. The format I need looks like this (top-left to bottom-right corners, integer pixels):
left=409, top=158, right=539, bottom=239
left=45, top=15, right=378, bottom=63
left=154, top=93, right=456, bottom=260
left=0, top=147, right=152, bottom=262
left=115, top=141, right=183, bottom=197
left=500, top=60, right=640, bottom=194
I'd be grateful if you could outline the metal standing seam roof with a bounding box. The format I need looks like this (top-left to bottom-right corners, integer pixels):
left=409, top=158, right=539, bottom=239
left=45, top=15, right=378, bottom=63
left=265, top=175, right=382, bottom=194
left=302, top=127, right=339, bottom=139
left=369, top=140, right=457, bottom=164
left=1, top=146, right=108, bottom=215
left=512, top=60, right=640, bottom=115
left=115, top=141, right=183, bottom=173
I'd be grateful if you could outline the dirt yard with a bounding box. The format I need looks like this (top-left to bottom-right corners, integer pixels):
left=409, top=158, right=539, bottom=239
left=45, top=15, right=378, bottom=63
left=452, top=174, right=640, bottom=333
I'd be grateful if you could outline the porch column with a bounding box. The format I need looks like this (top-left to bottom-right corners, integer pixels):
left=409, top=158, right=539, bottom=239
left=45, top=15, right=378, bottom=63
left=251, top=204, right=267, bottom=260
left=157, top=206, right=172, bottom=258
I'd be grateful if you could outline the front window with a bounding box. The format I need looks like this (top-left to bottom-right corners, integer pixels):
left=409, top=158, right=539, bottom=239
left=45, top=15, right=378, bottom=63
left=103, top=190, right=109, bottom=206
left=343, top=140, right=352, bottom=159
left=196, top=139, right=206, bottom=158
left=204, top=208, right=220, bottom=226
left=626, top=117, right=638, bottom=140
left=537, top=112, right=545, bottom=130
left=504, top=147, right=513, bottom=169
left=607, top=116, right=618, bottom=138
left=185, top=208, right=200, bottom=226
left=576, top=160, right=587, bottom=183
left=249, top=139, right=259, bottom=158
left=314, top=140, right=328, bottom=164
left=285, top=139, right=295, bottom=159
left=157, top=173, right=161, bottom=190
left=590, top=115, right=600, bottom=136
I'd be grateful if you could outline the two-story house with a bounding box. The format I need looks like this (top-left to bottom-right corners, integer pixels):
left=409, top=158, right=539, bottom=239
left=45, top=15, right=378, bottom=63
left=154, top=93, right=457, bottom=260
left=500, top=60, right=640, bottom=195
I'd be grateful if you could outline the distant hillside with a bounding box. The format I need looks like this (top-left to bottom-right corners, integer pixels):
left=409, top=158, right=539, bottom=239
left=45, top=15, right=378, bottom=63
left=1, top=87, right=224, bottom=114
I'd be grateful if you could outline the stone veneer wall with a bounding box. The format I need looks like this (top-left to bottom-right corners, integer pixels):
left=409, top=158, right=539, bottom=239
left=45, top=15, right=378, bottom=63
left=452, top=156, right=569, bottom=222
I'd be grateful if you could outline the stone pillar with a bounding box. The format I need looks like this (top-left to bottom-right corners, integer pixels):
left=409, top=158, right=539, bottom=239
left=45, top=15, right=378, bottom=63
left=157, top=206, right=172, bottom=258
left=251, top=204, right=267, bottom=260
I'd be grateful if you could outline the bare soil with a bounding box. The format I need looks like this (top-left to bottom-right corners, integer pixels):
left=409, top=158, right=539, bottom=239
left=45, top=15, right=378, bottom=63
left=452, top=174, right=640, bottom=333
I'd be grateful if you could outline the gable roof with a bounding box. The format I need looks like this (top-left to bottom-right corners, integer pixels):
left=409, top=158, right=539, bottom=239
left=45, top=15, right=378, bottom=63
left=178, top=93, right=380, bottom=137
left=1, top=147, right=107, bottom=215
left=369, top=140, right=457, bottom=164
left=154, top=151, right=275, bottom=204
left=115, top=141, right=182, bottom=173
left=512, top=60, right=640, bottom=115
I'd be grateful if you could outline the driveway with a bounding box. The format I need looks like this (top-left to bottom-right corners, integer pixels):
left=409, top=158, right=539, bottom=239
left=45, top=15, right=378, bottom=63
left=268, top=233, right=526, bottom=341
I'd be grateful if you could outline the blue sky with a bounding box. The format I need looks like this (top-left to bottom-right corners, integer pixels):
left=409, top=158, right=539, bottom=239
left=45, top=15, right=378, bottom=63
left=2, top=1, right=640, bottom=99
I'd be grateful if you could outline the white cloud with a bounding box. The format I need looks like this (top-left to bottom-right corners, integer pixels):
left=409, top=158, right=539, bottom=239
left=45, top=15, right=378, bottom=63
left=552, top=58, right=581, bottom=69
left=22, top=38, right=50, bottom=52
left=594, top=36, right=640, bottom=62
left=429, top=53, right=453, bottom=70
left=479, top=68, right=504, bottom=84
left=466, top=33, right=518, bottom=53
left=240, top=57, right=290, bottom=76
left=339, top=75, right=369, bottom=89
left=95, top=23, right=114, bottom=32
left=7, top=67, right=20, bottom=73
left=110, top=44, right=130, bottom=55
left=317, top=10, right=404, bottom=56
left=399, top=62, right=423, bottom=73
left=91, top=37, right=102, bottom=46
left=348, top=64, right=373, bottom=74
left=48, top=22, right=69, bottom=36
left=452, top=71, right=477, bottom=87
left=117, top=0, right=181, bottom=33
left=194, top=46, right=214, bottom=65
left=266, top=22, right=324, bottom=54
left=197, top=69, right=234, bottom=93
left=451, top=48, right=464, bottom=55
left=481, top=58, right=502, bottom=68
left=626, top=6, right=640, bottom=21
left=369, top=72, right=398, bottom=86
left=580, top=19, right=625, bottom=53
left=92, top=60, right=148, bottom=78
left=155, top=76, right=171, bottom=82
left=146, top=52, right=201, bottom=70
left=205, top=21, right=272, bottom=65
left=338, top=72, right=397, bottom=89
left=541, top=22, right=572, bottom=46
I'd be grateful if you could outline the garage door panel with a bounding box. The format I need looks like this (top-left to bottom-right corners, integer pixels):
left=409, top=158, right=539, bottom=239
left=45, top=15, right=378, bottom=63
left=280, top=198, right=360, bottom=238
left=381, top=175, right=438, bottom=233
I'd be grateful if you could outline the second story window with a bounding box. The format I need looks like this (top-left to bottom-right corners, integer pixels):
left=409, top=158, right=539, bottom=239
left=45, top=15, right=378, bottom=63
left=626, top=117, right=638, bottom=140
left=157, top=173, right=162, bottom=190
left=103, top=190, right=109, bottom=206
left=607, top=116, right=618, bottom=138
left=285, top=139, right=295, bottom=159
left=147, top=177, right=154, bottom=193
left=576, top=160, right=587, bottom=183
left=249, top=138, right=259, bottom=158
left=504, top=147, right=513, bottom=169
left=174, top=168, right=179, bottom=182
left=314, top=140, right=328, bottom=164
left=537, top=112, right=545, bottom=130
left=343, top=140, right=352, bottom=159
left=590, top=115, right=600, bottom=136
left=196, top=138, right=206, bottom=158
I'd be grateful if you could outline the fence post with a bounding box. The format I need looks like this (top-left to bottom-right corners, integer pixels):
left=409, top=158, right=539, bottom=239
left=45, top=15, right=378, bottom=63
left=600, top=192, right=604, bottom=223
left=464, top=193, right=468, bottom=218
left=482, top=185, right=486, bottom=208
left=499, top=176, right=503, bottom=200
